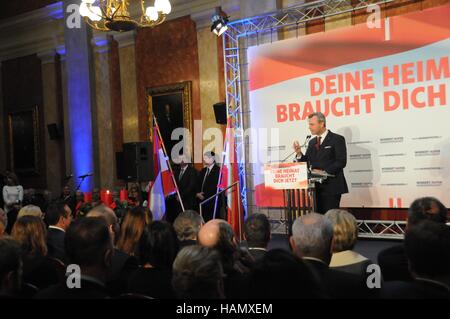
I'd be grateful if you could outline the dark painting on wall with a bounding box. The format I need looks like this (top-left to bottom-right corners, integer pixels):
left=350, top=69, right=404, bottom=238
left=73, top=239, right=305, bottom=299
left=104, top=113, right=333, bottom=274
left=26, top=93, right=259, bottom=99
left=8, top=106, right=39, bottom=174
left=147, top=82, right=192, bottom=158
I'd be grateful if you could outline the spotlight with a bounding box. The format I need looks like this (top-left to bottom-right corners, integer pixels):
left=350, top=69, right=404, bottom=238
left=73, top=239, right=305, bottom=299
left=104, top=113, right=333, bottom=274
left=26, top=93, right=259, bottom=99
left=211, top=12, right=229, bottom=36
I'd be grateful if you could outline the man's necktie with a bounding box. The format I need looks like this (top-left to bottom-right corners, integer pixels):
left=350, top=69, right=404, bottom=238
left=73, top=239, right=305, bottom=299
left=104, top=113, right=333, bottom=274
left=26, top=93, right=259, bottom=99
left=316, top=136, right=321, bottom=150
left=201, top=168, right=210, bottom=192
left=179, top=168, right=185, bottom=181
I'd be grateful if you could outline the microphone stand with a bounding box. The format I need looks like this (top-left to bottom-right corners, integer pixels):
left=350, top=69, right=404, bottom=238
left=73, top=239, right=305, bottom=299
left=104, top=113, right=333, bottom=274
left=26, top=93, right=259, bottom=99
left=75, top=175, right=89, bottom=192
left=282, top=136, right=311, bottom=162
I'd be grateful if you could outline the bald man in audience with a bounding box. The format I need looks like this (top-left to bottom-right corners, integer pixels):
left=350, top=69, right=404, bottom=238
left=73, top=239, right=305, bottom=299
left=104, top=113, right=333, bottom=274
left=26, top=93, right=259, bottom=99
left=198, top=219, right=252, bottom=298
left=86, top=205, right=138, bottom=296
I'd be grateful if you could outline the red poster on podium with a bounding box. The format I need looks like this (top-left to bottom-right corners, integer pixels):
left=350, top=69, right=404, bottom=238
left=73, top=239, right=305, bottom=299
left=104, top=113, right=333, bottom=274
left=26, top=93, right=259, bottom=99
left=264, top=162, right=308, bottom=190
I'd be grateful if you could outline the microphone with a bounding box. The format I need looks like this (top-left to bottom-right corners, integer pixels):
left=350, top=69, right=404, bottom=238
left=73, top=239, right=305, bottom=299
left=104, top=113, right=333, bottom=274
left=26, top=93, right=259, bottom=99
left=78, top=172, right=94, bottom=179
left=282, top=135, right=312, bottom=162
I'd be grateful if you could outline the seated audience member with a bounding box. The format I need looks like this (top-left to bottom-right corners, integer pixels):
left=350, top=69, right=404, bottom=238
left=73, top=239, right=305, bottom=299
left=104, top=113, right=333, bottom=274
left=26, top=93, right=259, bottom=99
left=243, top=213, right=271, bottom=261
left=74, top=190, right=84, bottom=218
left=381, top=221, right=450, bottom=299
left=11, top=216, right=62, bottom=290
left=172, top=245, right=225, bottom=299
left=173, top=210, right=204, bottom=249
left=0, top=208, right=6, bottom=237
left=0, top=238, right=22, bottom=299
left=45, top=201, right=72, bottom=263
left=86, top=205, right=138, bottom=296
left=290, top=213, right=376, bottom=299
left=248, top=249, right=324, bottom=299
left=325, top=209, right=372, bottom=278
left=17, top=205, right=44, bottom=220
left=128, top=221, right=178, bottom=298
left=60, top=185, right=76, bottom=214
left=35, top=217, right=113, bottom=299
left=198, top=219, right=253, bottom=298
left=116, top=206, right=152, bottom=257
left=378, top=197, right=448, bottom=282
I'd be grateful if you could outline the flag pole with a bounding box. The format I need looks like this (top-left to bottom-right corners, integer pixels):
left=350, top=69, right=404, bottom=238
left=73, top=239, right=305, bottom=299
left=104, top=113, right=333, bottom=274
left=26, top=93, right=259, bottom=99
left=153, top=116, right=186, bottom=212
left=213, top=117, right=229, bottom=219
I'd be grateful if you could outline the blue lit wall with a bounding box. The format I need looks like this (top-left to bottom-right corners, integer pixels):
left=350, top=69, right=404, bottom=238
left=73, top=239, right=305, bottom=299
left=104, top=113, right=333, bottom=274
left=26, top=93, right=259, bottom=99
left=63, top=0, right=95, bottom=191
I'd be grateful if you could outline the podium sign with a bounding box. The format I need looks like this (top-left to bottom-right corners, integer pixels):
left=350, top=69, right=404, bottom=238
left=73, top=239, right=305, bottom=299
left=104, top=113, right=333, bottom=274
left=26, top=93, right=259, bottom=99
left=264, top=162, right=308, bottom=190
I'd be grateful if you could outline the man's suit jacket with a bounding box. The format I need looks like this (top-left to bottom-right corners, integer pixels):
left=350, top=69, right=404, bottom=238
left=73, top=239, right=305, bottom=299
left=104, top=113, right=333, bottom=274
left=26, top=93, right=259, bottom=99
left=377, top=244, right=412, bottom=282
left=174, top=165, right=198, bottom=210
left=197, top=165, right=221, bottom=200
left=196, top=165, right=222, bottom=220
left=299, top=130, right=348, bottom=195
left=305, top=259, right=378, bottom=299
left=47, top=227, right=66, bottom=263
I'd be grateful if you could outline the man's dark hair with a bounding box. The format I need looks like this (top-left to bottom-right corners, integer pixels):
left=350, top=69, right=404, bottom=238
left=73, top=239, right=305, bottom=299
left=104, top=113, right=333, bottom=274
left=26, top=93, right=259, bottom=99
left=65, top=217, right=111, bottom=267
left=173, top=210, right=203, bottom=242
left=244, top=213, right=270, bottom=248
left=0, top=237, right=22, bottom=291
left=172, top=245, right=224, bottom=299
left=404, top=221, right=450, bottom=278
left=139, top=221, right=178, bottom=269
left=408, top=197, right=448, bottom=227
left=45, top=201, right=69, bottom=226
left=248, top=249, right=323, bottom=299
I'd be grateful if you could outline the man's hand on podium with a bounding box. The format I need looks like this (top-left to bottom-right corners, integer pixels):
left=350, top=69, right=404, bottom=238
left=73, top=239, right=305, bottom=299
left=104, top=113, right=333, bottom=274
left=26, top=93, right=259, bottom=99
left=293, top=140, right=303, bottom=157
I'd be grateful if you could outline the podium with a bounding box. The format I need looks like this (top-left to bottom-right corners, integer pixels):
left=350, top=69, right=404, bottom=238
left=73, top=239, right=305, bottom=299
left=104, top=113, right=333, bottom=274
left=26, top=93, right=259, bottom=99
left=264, top=162, right=330, bottom=235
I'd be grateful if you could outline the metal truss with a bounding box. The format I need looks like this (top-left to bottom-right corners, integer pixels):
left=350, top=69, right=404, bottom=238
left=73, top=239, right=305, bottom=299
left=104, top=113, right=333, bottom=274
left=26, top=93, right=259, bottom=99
left=357, top=220, right=406, bottom=239
left=223, top=0, right=399, bottom=221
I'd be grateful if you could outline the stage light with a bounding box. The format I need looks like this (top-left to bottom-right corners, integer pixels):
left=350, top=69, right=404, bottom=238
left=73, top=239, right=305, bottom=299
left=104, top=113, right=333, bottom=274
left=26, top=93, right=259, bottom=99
left=211, top=12, right=229, bottom=36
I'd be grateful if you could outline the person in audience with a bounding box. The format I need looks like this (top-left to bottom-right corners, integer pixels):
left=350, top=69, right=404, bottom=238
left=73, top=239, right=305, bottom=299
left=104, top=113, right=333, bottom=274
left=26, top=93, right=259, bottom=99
left=381, top=221, right=450, bottom=299
left=74, top=190, right=84, bottom=218
left=172, top=245, right=225, bottom=299
left=325, top=209, right=372, bottom=279
left=127, top=221, right=178, bottom=298
left=290, top=212, right=376, bottom=299
left=86, top=205, right=138, bottom=296
left=116, top=206, right=152, bottom=257
left=11, top=216, right=62, bottom=290
left=17, top=205, right=44, bottom=220
left=3, top=172, right=23, bottom=232
left=0, top=208, right=6, bottom=237
left=173, top=210, right=204, bottom=249
left=248, top=249, right=324, bottom=299
left=244, top=213, right=271, bottom=261
left=3, top=172, right=23, bottom=213
left=378, top=197, right=448, bottom=282
left=0, top=237, right=23, bottom=299
left=60, top=185, right=76, bottom=214
left=45, top=201, right=72, bottom=263
left=35, top=217, right=113, bottom=299
left=198, top=219, right=252, bottom=298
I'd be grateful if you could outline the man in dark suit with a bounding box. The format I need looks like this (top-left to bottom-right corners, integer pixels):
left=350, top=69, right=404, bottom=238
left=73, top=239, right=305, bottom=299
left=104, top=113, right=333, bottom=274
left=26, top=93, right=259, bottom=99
left=167, top=154, right=198, bottom=223
left=244, top=213, right=271, bottom=261
left=381, top=220, right=450, bottom=299
left=378, top=197, right=448, bottom=282
left=293, top=112, right=348, bottom=214
left=196, top=152, right=222, bottom=222
left=290, top=213, right=378, bottom=299
left=35, top=218, right=112, bottom=299
left=45, top=201, right=72, bottom=263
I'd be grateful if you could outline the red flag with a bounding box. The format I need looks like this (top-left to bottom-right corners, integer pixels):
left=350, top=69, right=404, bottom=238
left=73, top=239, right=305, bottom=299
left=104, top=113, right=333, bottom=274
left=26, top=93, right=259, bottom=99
left=219, top=117, right=244, bottom=239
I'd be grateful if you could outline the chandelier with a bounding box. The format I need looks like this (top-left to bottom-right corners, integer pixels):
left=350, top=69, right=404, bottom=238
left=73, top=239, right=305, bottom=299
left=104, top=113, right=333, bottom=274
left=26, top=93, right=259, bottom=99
left=79, top=0, right=172, bottom=32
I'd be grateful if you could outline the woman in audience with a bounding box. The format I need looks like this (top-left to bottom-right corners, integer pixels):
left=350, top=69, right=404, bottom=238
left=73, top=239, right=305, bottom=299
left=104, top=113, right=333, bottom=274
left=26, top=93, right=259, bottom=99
left=17, top=205, right=44, bottom=220
left=127, top=221, right=178, bottom=298
left=3, top=172, right=23, bottom=232
left=116, top=206, right=152, bottom=257
left=325, top=209, right=372, bottom=278
left=11, top=216, right=63, bottom=290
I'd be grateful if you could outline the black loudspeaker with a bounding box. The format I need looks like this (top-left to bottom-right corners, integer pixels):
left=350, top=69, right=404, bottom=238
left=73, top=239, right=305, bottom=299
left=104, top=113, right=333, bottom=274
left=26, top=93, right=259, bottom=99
left=47, top=123, right=61, bottom=140
left=213, top=102, right=227, bottom=125
left=116, top=152, right=125, bottom=180
left=120, top=142, right=154, bottom=182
